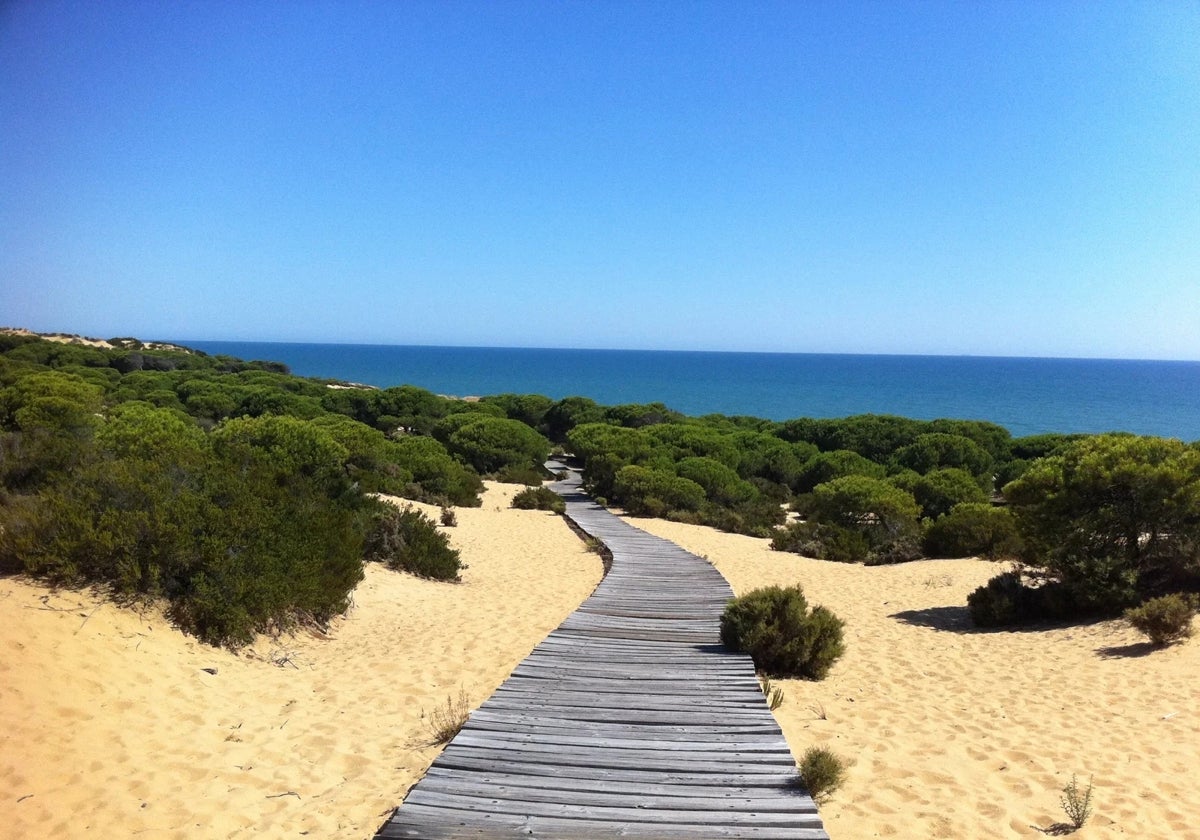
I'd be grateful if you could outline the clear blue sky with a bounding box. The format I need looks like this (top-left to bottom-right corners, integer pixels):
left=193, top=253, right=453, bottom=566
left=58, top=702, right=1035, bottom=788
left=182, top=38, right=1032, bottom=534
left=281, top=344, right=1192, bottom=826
left=2, top=1, right=1198, bottom=359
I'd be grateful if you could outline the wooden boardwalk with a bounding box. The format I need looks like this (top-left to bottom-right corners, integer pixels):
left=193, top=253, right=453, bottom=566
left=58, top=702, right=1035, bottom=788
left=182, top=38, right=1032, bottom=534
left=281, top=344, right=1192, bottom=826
left=374, top=464, right=829, bottom=839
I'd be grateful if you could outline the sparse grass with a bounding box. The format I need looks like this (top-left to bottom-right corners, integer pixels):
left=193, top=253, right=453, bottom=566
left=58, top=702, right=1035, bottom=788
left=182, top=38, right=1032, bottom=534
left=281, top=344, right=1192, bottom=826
left=798, top=746, right=846, bottom=804
left=1060, top=774, right=1094, bottom=830
left=922, top=573, right=954, bottom=589
left=424, top=688, right=471, bottom=745
left=759, top=674, right=785, bottom=711
left=807, top=700, right=828, bottom=721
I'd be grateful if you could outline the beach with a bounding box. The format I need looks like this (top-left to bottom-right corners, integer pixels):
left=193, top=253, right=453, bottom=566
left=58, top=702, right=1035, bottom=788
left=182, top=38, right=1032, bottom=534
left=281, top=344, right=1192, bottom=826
left=2, top=487, right=1197, bottom=839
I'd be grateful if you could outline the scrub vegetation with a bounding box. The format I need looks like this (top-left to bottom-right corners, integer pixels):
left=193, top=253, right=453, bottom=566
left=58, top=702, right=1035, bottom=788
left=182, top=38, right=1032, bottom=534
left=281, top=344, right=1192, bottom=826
left=2, top=332, right=1197, bottom=642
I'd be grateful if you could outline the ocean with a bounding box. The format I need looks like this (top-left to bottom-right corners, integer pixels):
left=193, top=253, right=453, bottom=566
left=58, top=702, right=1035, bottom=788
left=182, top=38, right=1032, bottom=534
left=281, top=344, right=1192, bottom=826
left=186, top=342, right=1200, bottom=441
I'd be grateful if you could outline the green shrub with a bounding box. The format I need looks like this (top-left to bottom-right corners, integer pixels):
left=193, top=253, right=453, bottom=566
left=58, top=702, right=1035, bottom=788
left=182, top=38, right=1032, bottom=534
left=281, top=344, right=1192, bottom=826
left=1125, top=594, right=1197, bottom=646
left=0, top=415, right=366, bottom=648
left=907, top=467, right=988, bottom=519
left=771, top=521, right=870, bottom=564
left=612, top=465, right=705, bottom=516
left=364, top=506, right=461, bottom=581
left=922, top=503, right=1023, bottom=559
left=440, top=507, right=457, bottom=527
left=720, top=585, right=846, bottom=679
left=808, top=475, right=920, bottom=545
left=794, top=449, right=885, bottom=494
left=495, top=464, right=547, bottom=486
left=866, top=535, right=924, bottom=566
left=511, top=486, right=566, bottom=514
left=967, top=571, right=1031, bottom=627
left=798, top=746, right=847, bottom=804
left=443, top=415, right=551, bottom=475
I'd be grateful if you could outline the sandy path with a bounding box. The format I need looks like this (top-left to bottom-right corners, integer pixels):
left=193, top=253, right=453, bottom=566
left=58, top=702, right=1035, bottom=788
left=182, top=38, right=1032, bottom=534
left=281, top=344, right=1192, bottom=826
left=0, top=482, right=602, bottom=839
left=629, top=516, right=1200, bottom=840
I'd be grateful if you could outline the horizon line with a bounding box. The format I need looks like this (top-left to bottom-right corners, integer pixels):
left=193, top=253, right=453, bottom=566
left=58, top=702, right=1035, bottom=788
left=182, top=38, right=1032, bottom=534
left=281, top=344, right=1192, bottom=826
left=178, top=337, right=1200, bottom=367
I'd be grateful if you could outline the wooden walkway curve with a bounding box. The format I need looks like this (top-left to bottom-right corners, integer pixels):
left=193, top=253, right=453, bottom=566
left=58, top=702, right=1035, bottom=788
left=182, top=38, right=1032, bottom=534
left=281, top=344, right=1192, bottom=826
left=374, top=464, right=829, bottom=839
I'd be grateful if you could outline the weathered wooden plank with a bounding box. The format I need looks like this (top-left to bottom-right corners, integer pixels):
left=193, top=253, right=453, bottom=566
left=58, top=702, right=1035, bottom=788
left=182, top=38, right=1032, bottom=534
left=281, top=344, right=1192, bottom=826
left=419, top=767, right=805, bottom=800
left=401, top=789, right=826, bottom=827
left=435, top=744, right=794, bottom=774
left=487, top=687, right=766, bottom=706
left=462, top=713, right=785, bottom=739
left=449, top=733, right=794, bottom=761
left=452, top=729, right=788, bottom=752
left=483, top=691, right=765, bottom=711
left=429, top=753, right=801, bottom=787
left=378, top=804, right=830, bottom=839
left=463, top=712, right=785, bottom=738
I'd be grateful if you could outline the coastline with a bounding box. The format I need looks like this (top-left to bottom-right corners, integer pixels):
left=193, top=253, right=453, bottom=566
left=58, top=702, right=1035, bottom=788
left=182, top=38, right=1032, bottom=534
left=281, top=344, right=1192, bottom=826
left=184, top=340, right=1200, bottom=440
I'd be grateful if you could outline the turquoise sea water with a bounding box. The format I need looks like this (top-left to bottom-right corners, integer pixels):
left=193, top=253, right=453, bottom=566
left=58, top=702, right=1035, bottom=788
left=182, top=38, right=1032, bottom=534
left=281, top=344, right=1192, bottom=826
left=187, top=341, right=1200, bottom=440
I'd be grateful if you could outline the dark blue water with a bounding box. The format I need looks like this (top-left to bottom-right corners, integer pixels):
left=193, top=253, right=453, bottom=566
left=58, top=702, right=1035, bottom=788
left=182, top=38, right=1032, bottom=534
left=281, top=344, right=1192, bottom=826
left=186, top=341, right=1200, bottom=440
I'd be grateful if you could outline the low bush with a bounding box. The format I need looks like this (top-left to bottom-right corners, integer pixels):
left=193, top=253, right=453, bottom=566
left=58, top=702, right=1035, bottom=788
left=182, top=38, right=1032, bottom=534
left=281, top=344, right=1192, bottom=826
left=720, top=585, right=845, bottom=679
left=364, top=505, right=461, bottom=581
left=439, top=507, right=457, bottom=527
left=967, top=571, right=1030, bottom=626
left=511, top=486, right=566, bottom=514
left=922, top=503, right=1022, bottom=559
left=865, top=535, right=924, bottom=566
left=771, top=521, right=869, bottom=563
left=798, top=746, right=846, bottom=804
left=772, top=521, right=916, bottom=565
left=1125, top=594, right=1197, bottom=646
left=495, top=464, right=546, bottom=486
left=968, top=560, right=1142, bottom=628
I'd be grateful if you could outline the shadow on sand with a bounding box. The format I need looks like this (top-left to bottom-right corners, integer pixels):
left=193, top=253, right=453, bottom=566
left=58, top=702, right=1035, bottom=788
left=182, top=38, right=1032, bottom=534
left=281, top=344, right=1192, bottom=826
left=1095, top=640, right=1159, bottom=659
left=889, top=605, right=976, bottom=632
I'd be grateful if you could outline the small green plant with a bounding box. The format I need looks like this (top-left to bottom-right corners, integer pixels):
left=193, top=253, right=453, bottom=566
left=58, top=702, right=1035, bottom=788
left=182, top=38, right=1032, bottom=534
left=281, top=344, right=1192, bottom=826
left=583, top=536, right=604, bottom=554
left=439, top=507, right=457, bottom=527
left=798, top=746, right=846, bottom=804
left=759, top=674, right=785, bottom=711
left=424, top=688, right=471, bottom=745
left=511, top=486, right=566, bottom=513
left=720, top=585, right=846, bottom=680
left=1060, top=774, right=1094, bottom=830
left=1124, top=594, right=1197, bottom=646
left=364, top=506, right=462, bottom=581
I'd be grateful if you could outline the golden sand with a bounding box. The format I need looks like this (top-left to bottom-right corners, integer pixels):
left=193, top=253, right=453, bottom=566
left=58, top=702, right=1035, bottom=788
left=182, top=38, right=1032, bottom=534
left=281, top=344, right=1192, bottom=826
left=631, top=516, right=1200, bottom=839
left=0, top=483, right=602, bottom=839
left=2, top=490, right=1197, bottom=839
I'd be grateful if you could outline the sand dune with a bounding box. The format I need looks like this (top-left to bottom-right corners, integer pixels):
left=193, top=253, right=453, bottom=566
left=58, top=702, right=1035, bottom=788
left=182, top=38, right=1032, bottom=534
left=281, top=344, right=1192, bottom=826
left=630, top=516, right=1200, bottom=840
left=3, top=488, right=1197, bottom=839
left=0, top=483, right=602, bottom=839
